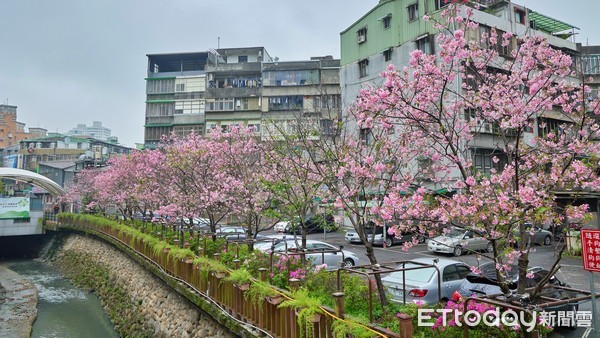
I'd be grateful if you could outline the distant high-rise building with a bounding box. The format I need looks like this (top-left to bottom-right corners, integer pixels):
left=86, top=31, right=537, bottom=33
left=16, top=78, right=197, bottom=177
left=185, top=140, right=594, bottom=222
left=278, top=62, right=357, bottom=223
left=67, top=121, right=112, bottom=141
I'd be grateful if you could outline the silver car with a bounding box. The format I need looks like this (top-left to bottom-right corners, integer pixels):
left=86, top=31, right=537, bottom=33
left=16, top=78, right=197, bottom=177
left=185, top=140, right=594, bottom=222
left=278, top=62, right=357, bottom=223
left=259, top=239, right=359, bottom=270
left=344, top=223, right=425, bottom=247
left=521, top=224, right=554, bottom=246
left=427, top=228, right=492, bottom=256
left=382, top=257, right=471, bottom=304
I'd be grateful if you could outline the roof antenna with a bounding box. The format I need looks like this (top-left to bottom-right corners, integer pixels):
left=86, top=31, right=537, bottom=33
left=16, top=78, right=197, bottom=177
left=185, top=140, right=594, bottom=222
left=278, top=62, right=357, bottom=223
left=218, top=37, right=220, bottom=49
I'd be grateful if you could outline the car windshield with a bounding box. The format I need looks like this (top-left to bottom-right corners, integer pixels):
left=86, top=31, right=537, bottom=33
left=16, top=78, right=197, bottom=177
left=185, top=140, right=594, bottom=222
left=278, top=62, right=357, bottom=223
left=389, top=264, right=435, bottom=283
left=443, top=229, right=464, bottom=238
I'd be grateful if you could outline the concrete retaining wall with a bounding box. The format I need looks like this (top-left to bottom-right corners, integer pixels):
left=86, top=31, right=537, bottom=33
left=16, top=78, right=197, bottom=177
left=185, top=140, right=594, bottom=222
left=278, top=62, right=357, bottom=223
left=54, top=234, right=236, bottom=338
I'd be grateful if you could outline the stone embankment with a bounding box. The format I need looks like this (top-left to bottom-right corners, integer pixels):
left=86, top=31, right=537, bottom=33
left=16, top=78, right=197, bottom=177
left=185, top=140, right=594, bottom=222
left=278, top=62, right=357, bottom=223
left=52, top=234, right=235, bottom=338
left=0, top=265, right=38, bottom=338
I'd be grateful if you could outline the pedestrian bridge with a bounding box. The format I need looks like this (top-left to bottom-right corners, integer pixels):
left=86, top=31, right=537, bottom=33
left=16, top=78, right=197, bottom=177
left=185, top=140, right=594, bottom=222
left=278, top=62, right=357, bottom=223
left=0, top=168, right=65, bottom=237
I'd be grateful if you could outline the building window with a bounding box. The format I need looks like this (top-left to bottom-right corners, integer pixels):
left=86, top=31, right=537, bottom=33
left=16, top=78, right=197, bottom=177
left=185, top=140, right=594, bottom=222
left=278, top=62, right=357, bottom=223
left=383, top=15, right=392, bottom=29
left=236, top=98, right=249, bottom=110
left=146, top=79, right=175, bottom=94
left=175, top=83, right=185, bottom=92
left=268, top=96, right=304, bottom=111
left=435, top=0, right=449, bottom=10
left=407, top=3, right=419, bottom=22
left=175, top=100, right=204, bottom=114
left=206, top=98, right=235, bottom=111
left=313, top=95, right=340, bottom=110
left=416, top=35, right=433, bottom=55
left=238, top=55, right=248, bottom=63
left=321, top=119, right=335, bottom=136
left=248, top=124, right=261, bottom=133
left=313, top=97, right=321, bottom=110
left=514, top=9, right=526, bottom=24
left=359, top=128, right=373, bottom=145
left=383, top=48, right=392, bottom=62
left=472, top=149, right=507, bottom=175
left=537, top=117, right=573, bottom=138
left=357, top=27, right=367, bottom=44
left=358, top=59, right=369, bottom=78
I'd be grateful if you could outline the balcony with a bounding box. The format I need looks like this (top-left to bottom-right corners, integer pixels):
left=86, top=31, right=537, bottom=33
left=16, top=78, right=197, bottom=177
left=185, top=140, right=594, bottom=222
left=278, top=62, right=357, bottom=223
left=205, top=62, right=261, bottom=75
left=205, top=87, right=261, bottom=99
left=145, top=116, right=173, bottom=125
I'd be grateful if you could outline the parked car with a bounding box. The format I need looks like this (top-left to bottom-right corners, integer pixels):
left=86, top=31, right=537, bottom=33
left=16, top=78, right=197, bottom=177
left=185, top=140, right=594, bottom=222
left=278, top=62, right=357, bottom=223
left=428, top=228, right=492, bottom=256
left=457, top=262, right=578, bottom=329
left=516, top=224, right=554, bottom=246
left=274, top=220, right=290, bottom=233
left=285, top=214, right=337, bottom=234
left=215, top=226, right=265, bottom=241
left=258, top=239, right=359, bottom=269
left=345, top=222, right=425, bottom=247
left=382, top=257, right=471, bottom=304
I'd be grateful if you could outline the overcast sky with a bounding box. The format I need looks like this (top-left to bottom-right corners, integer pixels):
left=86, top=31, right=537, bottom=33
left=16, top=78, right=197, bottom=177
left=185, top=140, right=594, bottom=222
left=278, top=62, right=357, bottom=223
left=0, top=1, right=597, bottom=147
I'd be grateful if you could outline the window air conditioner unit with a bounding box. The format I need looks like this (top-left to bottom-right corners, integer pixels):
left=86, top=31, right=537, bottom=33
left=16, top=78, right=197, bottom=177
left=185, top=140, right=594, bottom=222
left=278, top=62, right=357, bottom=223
left=358, top=35, right=366, bottom=43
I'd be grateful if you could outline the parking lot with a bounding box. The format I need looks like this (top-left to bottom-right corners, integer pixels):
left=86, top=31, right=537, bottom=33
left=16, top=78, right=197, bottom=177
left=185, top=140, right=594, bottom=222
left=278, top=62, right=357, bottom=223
left=268, top=228, right=598, bottom=338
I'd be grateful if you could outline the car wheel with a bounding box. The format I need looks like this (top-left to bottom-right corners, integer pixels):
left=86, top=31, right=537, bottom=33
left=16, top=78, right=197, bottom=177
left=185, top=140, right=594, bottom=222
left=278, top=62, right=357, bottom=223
left=543, top=235, right=552, bottom=246
left=453, top=246, right=463, bottom=257
left=417, top=235, right=426, bottom=244
left=343, top=258, right=355, bottom=268
left=384, top=238, right=393, bottom=247
left=486, top=242, right=493, bottom=253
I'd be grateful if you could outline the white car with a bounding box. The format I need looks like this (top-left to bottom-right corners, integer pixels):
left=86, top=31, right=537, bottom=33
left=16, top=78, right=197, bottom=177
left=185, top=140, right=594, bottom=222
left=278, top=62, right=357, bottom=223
left=258, top=239, right=359, bottom=270
left=427, top=228, right=492, bottom=256
left=274, top=221, right=290, bottom=233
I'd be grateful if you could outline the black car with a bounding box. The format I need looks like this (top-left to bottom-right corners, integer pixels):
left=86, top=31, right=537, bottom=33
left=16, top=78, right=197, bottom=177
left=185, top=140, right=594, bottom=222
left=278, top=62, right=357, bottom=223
left=458, top=262, right=578, bottom=329
left=285, top=214, right=337, bottom=234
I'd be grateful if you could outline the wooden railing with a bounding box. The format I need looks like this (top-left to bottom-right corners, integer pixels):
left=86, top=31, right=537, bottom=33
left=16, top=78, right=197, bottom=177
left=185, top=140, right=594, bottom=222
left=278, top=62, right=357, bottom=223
left=57, top=217, right=404, bottom=338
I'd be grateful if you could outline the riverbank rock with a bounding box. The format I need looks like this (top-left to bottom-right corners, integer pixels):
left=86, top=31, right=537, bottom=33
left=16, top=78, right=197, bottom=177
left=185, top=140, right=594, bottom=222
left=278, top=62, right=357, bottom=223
left=53, top=234, right=235, bottom=338
left=0, top=264, right=38, bottom=338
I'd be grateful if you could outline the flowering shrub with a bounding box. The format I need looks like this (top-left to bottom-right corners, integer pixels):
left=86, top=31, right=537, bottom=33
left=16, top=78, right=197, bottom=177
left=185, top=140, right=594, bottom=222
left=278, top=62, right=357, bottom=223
left=395, top=293, right=554, bottom=338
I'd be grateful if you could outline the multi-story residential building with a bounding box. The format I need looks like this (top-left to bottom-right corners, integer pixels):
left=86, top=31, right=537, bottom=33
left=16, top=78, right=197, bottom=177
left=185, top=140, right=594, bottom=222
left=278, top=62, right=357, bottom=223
left=0, top=105, right=34, bottom=148
left=144, top=48, right=341, bottom=148
left=67, top=121, right=112, bottom=142
left=340, top=0, right=579, bottom=110
left=261, top=56, right=341, bottom=140
left=340, top=0, right=580, bottom=173
left=145, top=51, right=213, bottom=148
left=203, top=47, right=269, bottom=134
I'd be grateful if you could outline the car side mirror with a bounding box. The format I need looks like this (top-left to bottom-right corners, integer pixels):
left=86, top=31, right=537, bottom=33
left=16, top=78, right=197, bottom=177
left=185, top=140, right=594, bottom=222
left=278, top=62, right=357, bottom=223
left=339, top=245, right=344, bottom=250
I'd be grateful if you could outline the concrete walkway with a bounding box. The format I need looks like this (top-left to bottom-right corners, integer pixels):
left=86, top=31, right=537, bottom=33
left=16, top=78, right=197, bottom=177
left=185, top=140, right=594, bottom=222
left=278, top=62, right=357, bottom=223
left=0, top=264, right=37, bottom=338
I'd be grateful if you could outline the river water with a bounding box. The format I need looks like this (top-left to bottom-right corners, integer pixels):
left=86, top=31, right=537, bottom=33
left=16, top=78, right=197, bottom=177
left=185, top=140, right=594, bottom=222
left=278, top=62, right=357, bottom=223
left=7, top=259, right=118, bottom=338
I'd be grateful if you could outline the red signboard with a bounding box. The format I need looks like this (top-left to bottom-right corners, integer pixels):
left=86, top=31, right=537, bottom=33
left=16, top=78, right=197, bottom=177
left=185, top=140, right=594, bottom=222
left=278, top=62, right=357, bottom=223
left=581, top=229, right=600, bottom=272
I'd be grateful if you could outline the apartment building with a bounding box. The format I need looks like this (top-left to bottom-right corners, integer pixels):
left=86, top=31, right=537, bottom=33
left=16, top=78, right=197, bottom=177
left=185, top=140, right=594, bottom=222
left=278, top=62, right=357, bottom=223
left=340, top=0, right=581, bottom=174
left=144, top=48, right=341, bottom=148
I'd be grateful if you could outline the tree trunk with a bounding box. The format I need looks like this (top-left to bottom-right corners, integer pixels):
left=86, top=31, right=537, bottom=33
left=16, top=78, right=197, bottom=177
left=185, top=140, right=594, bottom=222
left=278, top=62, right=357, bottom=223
left=364, top=244, right=388, bottom=307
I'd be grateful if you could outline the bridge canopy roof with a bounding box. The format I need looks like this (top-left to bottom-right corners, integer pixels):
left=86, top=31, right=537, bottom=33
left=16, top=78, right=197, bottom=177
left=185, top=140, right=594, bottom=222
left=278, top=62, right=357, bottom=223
left=0, top=168, right=65, bottom=196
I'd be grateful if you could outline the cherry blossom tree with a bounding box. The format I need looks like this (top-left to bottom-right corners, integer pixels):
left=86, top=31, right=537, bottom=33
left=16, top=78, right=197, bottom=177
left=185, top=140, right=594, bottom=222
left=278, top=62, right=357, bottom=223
left=216, top=127, right=279, bottom=241
left=154, top=130, right=242, bottom=235
left=262, top=115, right=330, bottom=248
left=353, top=4, right=600, bottom=299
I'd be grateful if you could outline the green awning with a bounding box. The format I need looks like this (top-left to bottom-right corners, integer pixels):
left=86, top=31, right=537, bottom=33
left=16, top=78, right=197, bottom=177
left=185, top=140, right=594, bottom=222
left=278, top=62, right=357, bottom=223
left=144, top=123, right=172, bottom=127
left=528, top=11, right=579, bottom=34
